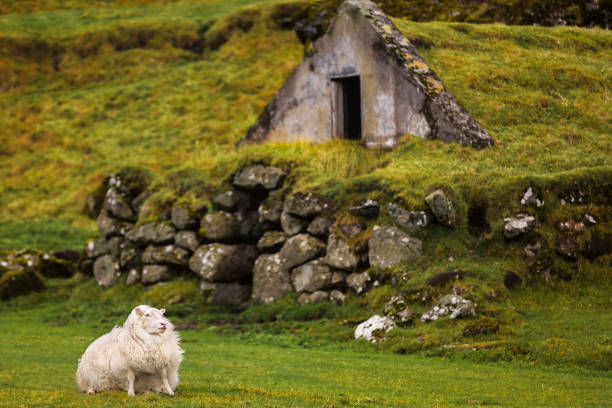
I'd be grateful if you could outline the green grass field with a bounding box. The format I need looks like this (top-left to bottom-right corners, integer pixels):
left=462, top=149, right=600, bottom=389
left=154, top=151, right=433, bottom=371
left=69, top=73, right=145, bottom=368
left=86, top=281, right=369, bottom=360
left=2, top=288, right=611, bottom=408
left=1, top=1, right=611, bottom=406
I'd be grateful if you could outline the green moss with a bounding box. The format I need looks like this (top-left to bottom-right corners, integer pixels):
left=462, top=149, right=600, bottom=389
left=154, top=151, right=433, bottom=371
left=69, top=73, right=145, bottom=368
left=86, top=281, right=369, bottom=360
left=0, top=267, right=45, bottom=300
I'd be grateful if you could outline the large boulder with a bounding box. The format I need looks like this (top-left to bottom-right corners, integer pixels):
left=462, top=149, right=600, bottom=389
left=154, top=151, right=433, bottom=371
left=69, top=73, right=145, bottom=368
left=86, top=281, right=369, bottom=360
left=142, top=245, right=190, bottom=266
left=103, top=188, right=136, bottom=221
left=0, top=264, right=45, bottom=300
left=325, top=234, right=359, bottom=271
left=119, top=247, right=141, bottom=269
left=349, top=200, right=380, bottom=217
left=200, top=281, right=252, bottom=306
left=141, top=264, right=174, bottom=284
left=171, top=204, right=200, bottom=230
left=284, top=193, right=325, bottom=217
left=86, top=238, right=109, bottom=259
left=258, top=197, right=283, bottom=224
left=503, top=214, right=536, bottom=239
left=280, top=210, right=309, bottom=236
left=97, top=212, right=134, bottom=238
left=291, top=258, right=333, bottom=292
left=425, top=189, right=456, bottom=227
left=93, top=255, right=121, bottom=287
left=175, top=231, right=200, bottom=252
left=189, top=244, right=258, bottom=282
left=346, top=271, right=371, bottom=294
left=126, top=222, right=175, bottom=245
left=354, top=315, right=396, bottom=343
left=386, top=203, right=431, bottom=236
left=368, top=226, right=422, bottom=268
left=279, top=234, right=326, bottom=269
left=200, top=212, right=239, bottom=242
left=251, top=253, right=292, bottom=304
left=257, top=231, right=288, bottom=253
left=212, top=190, right=251, bottom=212
left=233, top=165, right=286, bottom=190
left=307, top=216, right=334, bottom=238
left=383, top=295, right=414, bottom=326
left=421, top=294, right=476, bottom=322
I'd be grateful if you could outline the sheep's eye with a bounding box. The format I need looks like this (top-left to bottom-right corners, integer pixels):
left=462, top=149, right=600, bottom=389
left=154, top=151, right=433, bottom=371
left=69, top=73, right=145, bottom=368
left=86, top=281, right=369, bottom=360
left=145, top=313, right=150, bottom=317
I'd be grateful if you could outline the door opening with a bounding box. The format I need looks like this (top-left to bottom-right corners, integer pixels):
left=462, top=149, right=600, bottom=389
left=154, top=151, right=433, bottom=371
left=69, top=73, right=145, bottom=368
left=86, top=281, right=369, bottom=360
left=333, top=76, right=361, bottom=140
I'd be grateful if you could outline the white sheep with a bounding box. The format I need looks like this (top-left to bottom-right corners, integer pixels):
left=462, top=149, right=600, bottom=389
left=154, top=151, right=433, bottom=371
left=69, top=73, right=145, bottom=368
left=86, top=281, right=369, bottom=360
left=76, top=305, right=183, bottom=396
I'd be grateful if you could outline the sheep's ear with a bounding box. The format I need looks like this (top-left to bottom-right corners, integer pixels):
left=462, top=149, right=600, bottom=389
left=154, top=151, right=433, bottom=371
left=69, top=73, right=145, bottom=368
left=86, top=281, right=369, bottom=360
left=135, top=307, right=143, bottom=316
left=160, top=309, right=166, bottom=315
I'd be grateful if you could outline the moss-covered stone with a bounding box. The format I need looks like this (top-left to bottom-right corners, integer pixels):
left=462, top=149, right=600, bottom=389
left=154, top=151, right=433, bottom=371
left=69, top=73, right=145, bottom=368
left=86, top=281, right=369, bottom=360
left=0, top=266, right=44, bottom=300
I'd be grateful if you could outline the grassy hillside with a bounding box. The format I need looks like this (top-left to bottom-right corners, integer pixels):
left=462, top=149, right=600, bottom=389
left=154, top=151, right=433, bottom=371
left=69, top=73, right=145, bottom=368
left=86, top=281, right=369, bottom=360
left=0, top=1, right=610, bottom=231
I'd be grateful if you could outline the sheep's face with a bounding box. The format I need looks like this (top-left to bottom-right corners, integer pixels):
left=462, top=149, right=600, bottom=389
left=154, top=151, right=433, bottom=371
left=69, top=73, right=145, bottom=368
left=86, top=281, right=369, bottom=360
left=134, top=306, right=168, bottom=334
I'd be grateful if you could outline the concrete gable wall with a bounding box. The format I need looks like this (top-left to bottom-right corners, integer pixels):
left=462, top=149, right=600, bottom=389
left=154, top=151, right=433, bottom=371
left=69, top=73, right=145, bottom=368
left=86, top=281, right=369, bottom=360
left=240, top=0, right=493, bottom=150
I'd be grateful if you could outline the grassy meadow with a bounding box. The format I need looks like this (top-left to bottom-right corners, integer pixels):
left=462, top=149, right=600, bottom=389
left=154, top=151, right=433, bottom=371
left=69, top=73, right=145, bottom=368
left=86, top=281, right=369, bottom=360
left=1, top=277, right=611, bottom=407
left=0, top=1, right=611, bottom=406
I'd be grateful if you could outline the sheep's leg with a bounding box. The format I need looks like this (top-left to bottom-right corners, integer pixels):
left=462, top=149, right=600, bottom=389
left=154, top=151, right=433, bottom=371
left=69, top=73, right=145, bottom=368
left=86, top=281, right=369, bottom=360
left=127, top=368, right=136, bottom=396
left=161, top=368, right=174, bottom=396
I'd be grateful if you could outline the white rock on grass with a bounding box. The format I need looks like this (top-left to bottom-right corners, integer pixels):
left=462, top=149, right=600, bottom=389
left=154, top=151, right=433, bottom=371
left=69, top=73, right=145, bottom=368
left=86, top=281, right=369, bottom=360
left=354, top=315, right=396, bottom=343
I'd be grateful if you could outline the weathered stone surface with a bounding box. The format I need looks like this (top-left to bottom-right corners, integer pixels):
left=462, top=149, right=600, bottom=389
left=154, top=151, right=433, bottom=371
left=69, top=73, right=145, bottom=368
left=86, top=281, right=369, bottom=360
left=310, top=290, right=329, bottom=303
left=368, top=226, right=422, bottom=268
left=189, top=244, right=258, bottom=282
left=97, top=212, right=134, bottom=238
left=213, top=190, right=251, bottom=212
left=557, top=236, right=579, bottom=260
left=200, top=281, right=252, bottom=306
left=349, top=200, right=380, bottom=217
left=383, top=295, right=414, bottom=326
left=171, top=204, right=199, bottom=230
left=236, top=210, right=267, bottom=241
left=86, top=238, right=109, bottom=259
left=291, top=258, right=333, bottom=292
left=386, top=203, right=431, bottom=236
left=257, top=231, right=288, bottom=253
left=421, top=294, right=476, bottom=322
left=339, top=222, right=363, bottom=239
left=131, top=191, right=151, bottom=214
left=238, top=0, right=493, bottom=150
left=307, top=216, right=334, bottom=238
left=142, top=245, right=190, bottom=265
left=103, top=188, right=136, bottom=221
left=331, top=270, right=348, bottom=287
left=425, top=190, right=456, bottom=227
left=126, top=222, right=175, bottom=245
left=126, top=267, right=141, bottom=285
left=252, top=253, right=292, bottom=304
left=119, top=246, right=141, bottom=269
left=354, top=315, right=396, bottom=343
left=279, top=234, right=326, bottom=269
left=280, top=210, right=308, bottom=236
left=233, top=165, right=286, bottom=190
left=0, top=264, right=45, bottom=300
left=258, top=197, right=283, bottom=224
left=521, top=187, right=544, bottom=207
left=330, top=289, right=345, bottom=305
left=108, top=236, right=126, bottom=259
left=346, top=271, right=371, bottom=294
left=297, top=292, right=311, bottom=305
left=50, top=249, right=80, bottom=264
left=141, top=264, right=174, bottom=284
left=325, top=234, right=359, bottom=271
left=175, top=231, right=200, bottom=252
left=503, top=214, right=536, bottom=239
left=93, top=255, right=120, bottom=287
left=284, top=193, right=325, bottom=217
left=200, top=212, right=239, bottom=242
left=38, top=254, right=74, bottom=278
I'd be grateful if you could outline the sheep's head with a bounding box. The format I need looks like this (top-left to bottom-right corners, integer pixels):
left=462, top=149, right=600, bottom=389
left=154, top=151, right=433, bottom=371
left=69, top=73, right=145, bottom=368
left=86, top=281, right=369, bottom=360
left=130, top=305, right=169, bottom=335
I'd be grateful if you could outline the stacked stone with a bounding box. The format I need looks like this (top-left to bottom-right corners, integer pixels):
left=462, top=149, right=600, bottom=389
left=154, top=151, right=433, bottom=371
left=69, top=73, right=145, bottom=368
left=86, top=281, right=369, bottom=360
left=188, top=165, right=286, bottom=306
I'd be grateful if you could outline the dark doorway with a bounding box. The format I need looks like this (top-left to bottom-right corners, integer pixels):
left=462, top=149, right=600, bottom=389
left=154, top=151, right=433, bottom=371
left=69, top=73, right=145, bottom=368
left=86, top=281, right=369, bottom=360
left=333, top=76, right=361, bottom=140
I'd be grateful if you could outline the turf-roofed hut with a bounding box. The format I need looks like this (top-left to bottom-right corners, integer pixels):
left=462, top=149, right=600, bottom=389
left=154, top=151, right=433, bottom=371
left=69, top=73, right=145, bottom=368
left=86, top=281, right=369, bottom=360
left=238, top=0, right=494, bottom=150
